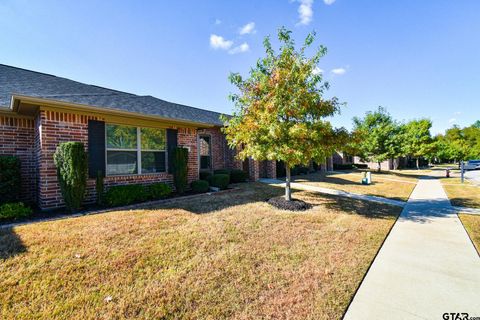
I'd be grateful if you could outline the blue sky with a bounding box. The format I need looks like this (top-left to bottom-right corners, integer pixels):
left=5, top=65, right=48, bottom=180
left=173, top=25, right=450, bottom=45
left=1, top=0, right=479, bottom=134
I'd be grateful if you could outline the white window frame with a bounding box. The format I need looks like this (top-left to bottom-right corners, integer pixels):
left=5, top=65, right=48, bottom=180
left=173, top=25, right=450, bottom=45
left=105, top=124, right=167, bottom=176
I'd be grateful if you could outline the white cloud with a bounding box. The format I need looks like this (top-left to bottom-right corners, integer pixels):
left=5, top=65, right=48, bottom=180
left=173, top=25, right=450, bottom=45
left=229, top=42, right=250, bottom=54
left=323, top=0, right=336, bottom=4
left=239, top=22, right=256, bottom=35
left=331, top=67, right=346, bottom=75
left=214, top=19, right=222, bottom=25
left=210, top=34, right=233, bottom=50
left=454, top=111, right=462, bottom=115
left=448, top=118, right=457, bottom=123
left=312, top=67, right=323, bottom=75
left=297, top=0, right=314, bottom=25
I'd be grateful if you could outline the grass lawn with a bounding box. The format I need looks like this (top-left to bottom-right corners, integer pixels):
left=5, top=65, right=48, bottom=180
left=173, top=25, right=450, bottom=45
left=0, top=183, right=401, bottom=319
left=441, top=179, right=480, bottom=208
left=293, top=171, right=418, bottom=202
left=459, top=214, right=480, bottom=253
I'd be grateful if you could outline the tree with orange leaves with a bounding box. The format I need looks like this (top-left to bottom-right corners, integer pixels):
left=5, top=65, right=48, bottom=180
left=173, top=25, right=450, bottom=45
left=223, top=27, right=346, bottom=201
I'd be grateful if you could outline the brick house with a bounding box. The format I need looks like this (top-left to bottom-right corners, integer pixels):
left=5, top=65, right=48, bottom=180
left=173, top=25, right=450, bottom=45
left=0, top=65, right=276, bottom=210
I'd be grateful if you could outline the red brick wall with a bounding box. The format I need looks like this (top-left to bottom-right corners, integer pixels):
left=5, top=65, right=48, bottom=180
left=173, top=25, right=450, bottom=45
left=36, top=109, right=200, bottom=209
left=197, top=127, right=241, bottom=171
left=0, top=114, right=36, bottom=203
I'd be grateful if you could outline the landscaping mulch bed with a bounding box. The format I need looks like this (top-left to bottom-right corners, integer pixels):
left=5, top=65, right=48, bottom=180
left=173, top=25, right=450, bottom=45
left=267, top=196, right=312, bottom=211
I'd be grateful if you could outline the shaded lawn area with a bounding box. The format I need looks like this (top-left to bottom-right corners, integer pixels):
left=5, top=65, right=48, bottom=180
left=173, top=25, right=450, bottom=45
left=0, top=183, right=401, bottom=319
left=459, top=214, right=480, bottom=253
left=441, top=180, right=480, bottom=208
left=293, top=171, right=417, bottom=202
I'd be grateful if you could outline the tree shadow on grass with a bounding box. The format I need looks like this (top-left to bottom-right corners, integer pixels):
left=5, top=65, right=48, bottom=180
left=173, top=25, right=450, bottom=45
left=0, top=227, right=26, bottom=259
left=303, top=192, right=402, bottom=219
left=448, top=197, right=480, bottom=209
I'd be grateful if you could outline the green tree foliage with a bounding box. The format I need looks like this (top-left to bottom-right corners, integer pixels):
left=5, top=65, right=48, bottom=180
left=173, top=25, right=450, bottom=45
left=53, top=142, right=88, bottom=212
left=222, top=27, right=346, bottom=200
left=173, top=147, right=188, bottom=194
left=402, top=119, right=433, bottom=168
left=432, top=122, right=480, bottom=162
left=351, top=107, right=403, bottom=171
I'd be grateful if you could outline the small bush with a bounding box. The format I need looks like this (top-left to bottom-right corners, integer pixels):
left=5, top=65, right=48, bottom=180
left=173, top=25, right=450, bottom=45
left=199, top=171, right=211, bottom=181
left=0, top=202, right=32, bottom=220
left=333, top=163, right=354, bottom=170
left=0, top=156, right=21, bottom=205
left=105, top=185, right=148, bottom=207
left=147, top=183, right=172, bottom=200
left=354, top=163, right=369, bottom=169
left=173, top=147, right=188, bottom=194
left=214, top=169, right=231, bottom=176
left=53, top=142, right=88, bottom=212
left=191, top=180, right=209, bottom=193
left=230, top=169, right=247, bottom=183
left=208, top=174, right=229, bottom=190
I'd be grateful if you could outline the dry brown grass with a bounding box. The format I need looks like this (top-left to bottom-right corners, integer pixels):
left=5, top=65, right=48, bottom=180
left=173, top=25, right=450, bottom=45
left=441, top=181, right=480, bottom=208
left=459, top=214, right=480, bottom=253
left=293, top=171, right=417, bottom=202
left=0, top=183, right=401, bottom=319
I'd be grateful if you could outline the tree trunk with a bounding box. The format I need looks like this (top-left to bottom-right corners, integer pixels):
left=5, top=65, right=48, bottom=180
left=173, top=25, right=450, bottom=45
left=377, top=161, right=381, bottom=172
left=285, top=166, right=292, bottom=201
left=416, top=158, right=420, bottom=170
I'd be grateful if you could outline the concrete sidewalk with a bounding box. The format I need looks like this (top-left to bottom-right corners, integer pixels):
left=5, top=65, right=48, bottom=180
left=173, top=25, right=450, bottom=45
left=258, top=178, right=406, bottom=207
left=344, top=178, right=480, bottom=319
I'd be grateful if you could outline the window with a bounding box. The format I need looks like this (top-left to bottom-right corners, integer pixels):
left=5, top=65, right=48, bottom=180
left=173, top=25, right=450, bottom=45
left=106, top=124, right=166, bottom=176
left=199, top=135, right=211, bottom=170
left=140, top=127, right=166, bottom=173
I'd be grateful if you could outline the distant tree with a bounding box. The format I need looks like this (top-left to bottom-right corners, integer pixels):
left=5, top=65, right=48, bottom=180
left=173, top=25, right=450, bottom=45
left=352, top=107, right=402, bottom=171
left=402, top=119, right=433, bottom=169
left=223, top=27, right=346, bottom=201
left=472, top=120, right=480, bottom=129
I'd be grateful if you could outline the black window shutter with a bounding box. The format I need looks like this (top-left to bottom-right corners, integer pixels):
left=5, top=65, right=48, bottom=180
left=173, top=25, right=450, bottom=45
left=166, top=129, right=178, bottom=173
left=88, top=120, right=106, bottom=178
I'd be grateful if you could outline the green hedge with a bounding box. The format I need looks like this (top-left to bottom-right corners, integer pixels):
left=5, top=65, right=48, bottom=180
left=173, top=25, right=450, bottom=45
left=0, top=202, right=32, bottom=220
left=199, top=171, right=211, bottom=181
left=213, top=169, right=231, bottom=176
left=173, top=147, right=188, bottom=194
left=191, top=180, right=209, bottom=193
left=208, top=174, right=229, bottom=190
left=53, top=142, right=88, bottom=212
left=105, top=184, right=148, bottom=207
left=333, top=163, right=355, bottom=170
left=230, top=169, right=247, bottom=183
left=147, top=183, right=172, bottom=199
left=0, top=156, right=21, bottom=205
left=104, top=182, right=172, bottom=207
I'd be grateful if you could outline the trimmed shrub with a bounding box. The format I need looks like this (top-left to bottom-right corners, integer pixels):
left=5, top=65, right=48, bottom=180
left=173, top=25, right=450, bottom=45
left=191, top=180, right=209, bottom=193
left=214, top=169, right=231, bottom=176
left=95, top=170, right=105, bottom=206
left=230, top=169, right=247, bottom=183
left=0, top=202, right=32, bottom=220
left=173, top=147, right=188, bottom=194
left=354, top=163, right=369, bottom=169
left=208, top=174, right=229, bottom=190
left=333, top=163, right=354, bottom=170
left=147, top=183, right=172, bottom=200
left=53, top=142, right=88, bottom=212
left=104, top=184, right=148, bottom=207
left=199, top=171, right=211, bottom=181
left=0, top=156, right=21, bottom=205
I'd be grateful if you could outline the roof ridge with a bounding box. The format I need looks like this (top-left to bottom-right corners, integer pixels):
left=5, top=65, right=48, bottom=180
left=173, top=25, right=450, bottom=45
left=141, top=95, right=227, bottom=116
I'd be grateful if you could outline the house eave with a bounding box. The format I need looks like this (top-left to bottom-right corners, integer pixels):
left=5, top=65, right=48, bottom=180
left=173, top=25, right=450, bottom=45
left=10, top=94, right=218, bottom=128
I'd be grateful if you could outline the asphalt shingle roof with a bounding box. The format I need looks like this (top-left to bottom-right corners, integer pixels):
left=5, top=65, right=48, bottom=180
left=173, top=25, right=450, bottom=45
left=0, top=64, right=226, bottom=126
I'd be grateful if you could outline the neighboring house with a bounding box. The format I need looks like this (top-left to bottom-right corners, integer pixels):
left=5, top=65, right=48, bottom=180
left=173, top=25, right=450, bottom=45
left=0, top=64, right=276, bottom=210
